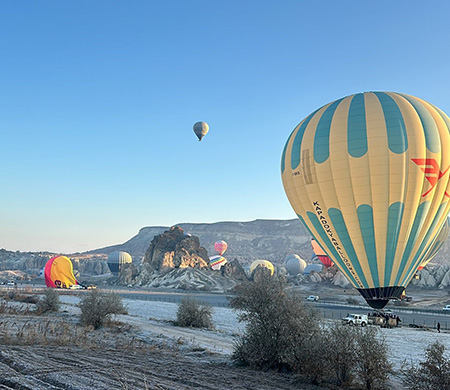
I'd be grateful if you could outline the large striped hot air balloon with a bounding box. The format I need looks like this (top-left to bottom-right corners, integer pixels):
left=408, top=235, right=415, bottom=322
left=44, top=256, right=79, bottom=288
left=281, top=92, right=450, bottom=309
left=417, top=217, right=450, bottom=271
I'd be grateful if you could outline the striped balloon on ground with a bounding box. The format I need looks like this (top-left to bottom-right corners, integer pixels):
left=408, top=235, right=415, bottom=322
left=281, top=92, right=450, bottom=309
left=209, top=255, right=227, bottom=270
left=417, top=217, right=450, bottom=270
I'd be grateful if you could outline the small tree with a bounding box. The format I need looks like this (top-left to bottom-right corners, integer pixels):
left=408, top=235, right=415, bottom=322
left=354, top=326, right=392, bottom=390
left=229, top=273, right=321, bottom=374
left=79, top=290, right=127, bottom=329
left=402, top=340, right=450, bottom=390
left=37, top=289, right=60, bottom=314
left=175, top=297, right=213, bottom=329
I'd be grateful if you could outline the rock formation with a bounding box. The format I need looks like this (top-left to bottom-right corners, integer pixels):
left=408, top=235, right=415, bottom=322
left=143, top=226, right=209, bottom=270
left=221, top=259, right=248, bottom=281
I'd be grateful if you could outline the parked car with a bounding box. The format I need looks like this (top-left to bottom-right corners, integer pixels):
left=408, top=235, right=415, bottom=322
left=306, top=295, right=319, bottom=301
left=69, top=284, right=84, bottom=290
left=443, top=305, right=450, bottom=311
left=342, top=314, right=368, bottom=327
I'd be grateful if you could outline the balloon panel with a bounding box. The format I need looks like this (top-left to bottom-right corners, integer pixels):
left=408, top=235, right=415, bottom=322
left=281, top=92, right=450, bottom=308
left=44, top=256, right=78, bottom=288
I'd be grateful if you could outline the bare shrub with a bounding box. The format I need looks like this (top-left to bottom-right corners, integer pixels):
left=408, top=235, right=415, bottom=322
left=229, top=273, right=321, bottom=374
left=402, top=340, right=450, bottom=390
left=174, top=297, right=213, bottom=329
left=354, top=326, right=392, bottom=390
left=79, top=290, right=127, bottom=329
left=37, top=289, right=60, bottom=314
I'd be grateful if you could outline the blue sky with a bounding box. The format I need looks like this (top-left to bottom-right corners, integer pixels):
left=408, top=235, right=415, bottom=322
left=2, top=1, right=450, bottom=253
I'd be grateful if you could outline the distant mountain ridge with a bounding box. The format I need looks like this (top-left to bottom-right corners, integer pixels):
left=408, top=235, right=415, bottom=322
left=87, top=219, right=312, bottom=265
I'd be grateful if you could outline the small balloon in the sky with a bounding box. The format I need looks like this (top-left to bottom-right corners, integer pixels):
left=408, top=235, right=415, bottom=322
left=193, top=121, right=209, bottom=141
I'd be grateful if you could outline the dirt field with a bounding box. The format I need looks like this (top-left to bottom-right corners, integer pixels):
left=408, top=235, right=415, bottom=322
left=0, top=344, right=314, bottom=390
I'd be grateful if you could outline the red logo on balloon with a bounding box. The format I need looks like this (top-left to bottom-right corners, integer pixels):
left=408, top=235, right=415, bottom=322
left=412, top=158, right=450, bottom=197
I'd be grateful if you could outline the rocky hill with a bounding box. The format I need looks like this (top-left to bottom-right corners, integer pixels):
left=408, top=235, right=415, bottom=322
left=88, top=219, right=312, bottom=265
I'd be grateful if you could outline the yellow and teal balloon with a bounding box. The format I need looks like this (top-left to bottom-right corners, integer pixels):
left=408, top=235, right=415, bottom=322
left=281, top=92, right=450, bottom=309
left=417, top=217, right=450, bottom=271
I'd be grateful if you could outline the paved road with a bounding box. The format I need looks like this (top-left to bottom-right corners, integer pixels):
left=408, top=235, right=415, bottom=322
left=7, top=283, right=450, bottom=330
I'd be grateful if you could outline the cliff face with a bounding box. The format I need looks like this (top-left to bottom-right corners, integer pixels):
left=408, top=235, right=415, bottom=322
left=143, top=226, right=209, bottom=270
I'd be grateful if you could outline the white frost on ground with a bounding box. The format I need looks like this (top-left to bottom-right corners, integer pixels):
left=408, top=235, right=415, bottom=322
left=59, top=295, right=450, bottom=370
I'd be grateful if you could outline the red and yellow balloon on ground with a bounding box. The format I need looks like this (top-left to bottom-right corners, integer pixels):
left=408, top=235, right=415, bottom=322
left=281, top=92, right=450, bottom=309
left=44, top=255, right=79, bottom=288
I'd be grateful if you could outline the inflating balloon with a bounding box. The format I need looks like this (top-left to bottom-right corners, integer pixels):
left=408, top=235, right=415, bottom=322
left=250, top=260, right=274, bottom=276
left=107, top=251, right=132, bottom=275
left=214, top=240, right=228, bottom=255
left=284, top=254, right=307, bottom=276
left=209, top=255, right=227, bottom=270
left=44, top=256, right=79, bottom=288
left=193, top=121, right=209, bottom=141
left=281, top=92, right=450, bottom=309
left=311, top=239, right=334, bottom=268
left=417, top=217, right=450, bottom=271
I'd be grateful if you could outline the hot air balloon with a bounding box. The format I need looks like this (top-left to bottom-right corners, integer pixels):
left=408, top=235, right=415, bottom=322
left=281, top=92, right=450, bottom=309
left=214, top=240, right=228, bottom=255
left=209, top=255, right=227, bottom=270
left=250, top=260, right=274, bottom=276
left=107, top=251, right=132, bottom=275
left=417, top=217, right=450, bottom=271
left=44, top=256, right=79, bottom=288
left=311, top=238, right=334, bottom=268
left=303, top=263, right=323, bottom=275
left=284, top=254, right=307, bottom=276
left=193, top=121, right=209, bottom=141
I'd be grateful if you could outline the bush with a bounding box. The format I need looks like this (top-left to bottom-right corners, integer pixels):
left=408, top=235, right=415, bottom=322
left=354, top=326, right=392, bottom=390
left=79, top=290, right=127, bottom=329
left=229, top=273, right=321, bottom=374
left=230, top=273, right=392, bottom=389
left=37, top=289, right=60, bottom=313
left=174, top=297, right=213, bottom=329
left=402, top=340, right=450, bottom=390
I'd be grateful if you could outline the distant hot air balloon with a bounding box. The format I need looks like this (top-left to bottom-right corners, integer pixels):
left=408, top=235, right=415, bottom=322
left=303, top=263, right=323, bottom=275
left=311, top=239, right=334, bottom=268
left=214, top=240, right=228, bottom=255
left=193, top=121, right=209, bottom=141
left=107, top=251, right=132, bottom=275
left=250, top=260, right=274, bottom=276
left=281, top=92, right=450, bottom=309
left=417, top=217, right=450, bottom=271
left=44, top=256, right=79, bottom=288
left=209, top=255, right=227, bottom=270
left=284, top=254, right=307, bottom=276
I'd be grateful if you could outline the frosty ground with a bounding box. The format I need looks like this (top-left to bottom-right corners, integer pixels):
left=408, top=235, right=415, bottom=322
left=0, top=292, right=449, bottom=390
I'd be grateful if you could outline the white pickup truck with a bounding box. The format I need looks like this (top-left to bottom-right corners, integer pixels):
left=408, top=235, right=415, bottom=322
left=342, top=314, right=368, bottom=327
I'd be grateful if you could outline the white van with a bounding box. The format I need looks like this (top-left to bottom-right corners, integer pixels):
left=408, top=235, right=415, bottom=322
left=342, top=314, right=368, bottom=327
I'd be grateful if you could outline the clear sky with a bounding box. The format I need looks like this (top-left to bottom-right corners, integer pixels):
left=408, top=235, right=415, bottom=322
left=2, top=1, right=450, bottom=253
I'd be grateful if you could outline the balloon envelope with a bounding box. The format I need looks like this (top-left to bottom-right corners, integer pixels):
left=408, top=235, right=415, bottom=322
left=285, top=254, right=307, bottom=276
left=418, top=217, right=450, bottom=270
left=250, top=260, right=274, bottom=276
left=304, top=263, right=323, bottom=275
left=214, top=240, right=228, bottom=255
left=209, top=255, right=227, bottom=270
left=311, top=239, right=334, bottom=268
left=193, top=121, right=209, bottom=141
left=44, top=256, right=78, bottom=288
left=281, top=92, right=450, bottom=309
left=107, top=251, right=132, bottom=275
